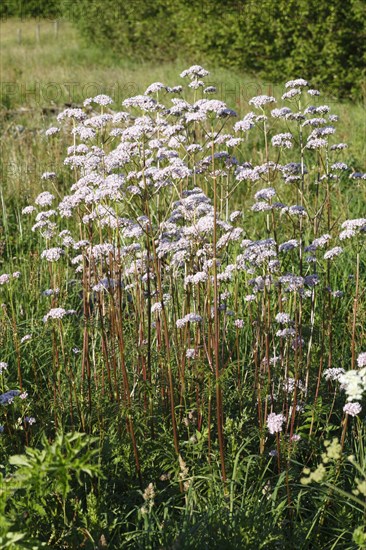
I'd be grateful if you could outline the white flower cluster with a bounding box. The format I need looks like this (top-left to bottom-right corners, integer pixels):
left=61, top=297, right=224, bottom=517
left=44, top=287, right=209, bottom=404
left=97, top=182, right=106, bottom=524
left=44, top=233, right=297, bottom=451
left=0, top=272, right=20, bottom=285
left=323, top=247, right=343, bottom=261
left=41, top=247, right=64, bottom=262
left=271, top=133, right=293, bottom=148
left=84, top=94, right=113, bottom=106
left=339, top=354, right=366, bottom=402
left=43, top=308, right=76, bottom=323
left=35, top=191, right=55, bottom=207
left=285, top=78, right=309, bottom=89
left=176, top=313, right=202, bottom=328
left=275, top=313, right=292, bottom=325
left=339, top=218, right=366, bottom=240
left=249, top=95, right=276, bottom=109
left=0, top=362, right=8, bottom=374
left=45, top=126, right=60, bottom=136
left=343, top=402, right=362, bottom=417
left=180, top=65, right=209, bottom=79
left=323, top=368, right=345, bottom=382
left=267, top=412, right=285, bottom=434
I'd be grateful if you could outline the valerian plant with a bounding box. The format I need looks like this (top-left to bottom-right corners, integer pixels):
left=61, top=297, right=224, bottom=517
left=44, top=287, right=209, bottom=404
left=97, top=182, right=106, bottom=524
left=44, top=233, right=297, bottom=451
left=0, top=65, right=365, bottom=548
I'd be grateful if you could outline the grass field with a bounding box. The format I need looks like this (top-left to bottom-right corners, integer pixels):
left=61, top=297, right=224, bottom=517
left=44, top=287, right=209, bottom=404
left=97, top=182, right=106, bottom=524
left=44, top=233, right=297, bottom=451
left=1, top=18, right=365, bottom=203
left=0, top=17, right=366, bottom=550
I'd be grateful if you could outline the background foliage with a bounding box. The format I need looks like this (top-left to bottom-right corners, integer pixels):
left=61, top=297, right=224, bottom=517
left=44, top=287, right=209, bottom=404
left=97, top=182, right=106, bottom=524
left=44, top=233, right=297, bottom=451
left=71, top=0, right=366, bottom=100
left=3, top=0, right=364, bottom=100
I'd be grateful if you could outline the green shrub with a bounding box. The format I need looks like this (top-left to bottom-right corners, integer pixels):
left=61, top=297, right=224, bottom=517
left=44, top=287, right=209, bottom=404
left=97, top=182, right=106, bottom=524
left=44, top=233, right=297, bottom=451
left=2, top=432, right=101, bottom=546
left=0, top=0, right=60, bottom=19
left=67, top=0, right=365, bottom=100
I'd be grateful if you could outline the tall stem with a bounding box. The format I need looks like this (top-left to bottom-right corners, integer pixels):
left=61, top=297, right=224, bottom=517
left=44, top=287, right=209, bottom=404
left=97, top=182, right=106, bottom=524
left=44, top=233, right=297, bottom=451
left=351, top=252, right=360, bottom=370
left=212, top=137, right=226, bottom=482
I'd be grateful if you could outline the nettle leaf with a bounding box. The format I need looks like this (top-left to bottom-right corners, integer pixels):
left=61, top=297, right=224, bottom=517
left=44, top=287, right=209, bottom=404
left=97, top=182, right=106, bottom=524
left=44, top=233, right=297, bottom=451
left=8, top=455, right=32, bottom=468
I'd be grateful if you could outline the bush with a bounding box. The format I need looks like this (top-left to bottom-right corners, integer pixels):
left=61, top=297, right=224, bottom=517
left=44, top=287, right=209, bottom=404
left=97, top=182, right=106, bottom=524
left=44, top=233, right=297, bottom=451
left=67, top=0, right=365, bottom=100
left=0, top=0, right=60, bottom=19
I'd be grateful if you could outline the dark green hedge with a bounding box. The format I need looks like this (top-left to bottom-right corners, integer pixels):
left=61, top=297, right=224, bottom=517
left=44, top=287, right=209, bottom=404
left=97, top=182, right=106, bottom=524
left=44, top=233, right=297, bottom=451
left=0, top=0, right=61, bottom=18
left=69, top=0, right=366, bottom=100
left=2, top=0, right=365, bottom=100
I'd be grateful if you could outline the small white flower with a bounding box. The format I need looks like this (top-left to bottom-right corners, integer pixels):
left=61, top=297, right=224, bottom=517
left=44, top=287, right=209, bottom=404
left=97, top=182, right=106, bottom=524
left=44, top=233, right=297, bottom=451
left=84, top=94, right=113, bottom=106
left=0, top=274, right=11, bottom=285
left=151, top=302, right=163, bottom=314
left=275, top=313, right=292, bottom=325
left=323, top=368, right=345, bottom=382
left=45, top=126, right=60, bottom=136
left=176, top=313, right=202, bottom=328
left=339, top=369, right=366, bottom=402
left=282, top=88, right=301, bottom=100
left=324, top=247, right=343, bottom=260
left=35, top=192, right=55, bottom=207
left=43, top=308, right=74, bottom=323
left=285, top=79, right=309, bottom=89
left=145, top=82, right=166, bottom=95
left=22, top=206, right=36, bottom=215
left=0, top=362, right=8, bottom=374
left=343, top=402, right=362, bottom=417
left=41, top=172, right=56, bottom=180
left=267, top=412, right=285, bottom=434
left=180, top=65, right=209, bottom=79
left=249, top=95, right=276, bottom=109
left=271, top=133, right=293, bottom=148
left=41, top=248, right=64, bottom=262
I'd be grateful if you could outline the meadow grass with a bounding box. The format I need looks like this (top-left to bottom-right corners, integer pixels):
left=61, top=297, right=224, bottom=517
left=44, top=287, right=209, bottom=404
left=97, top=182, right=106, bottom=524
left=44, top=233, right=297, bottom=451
left=0, top=17, right=366, bottom=550
left=1, top=18, right=365, bottom=202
